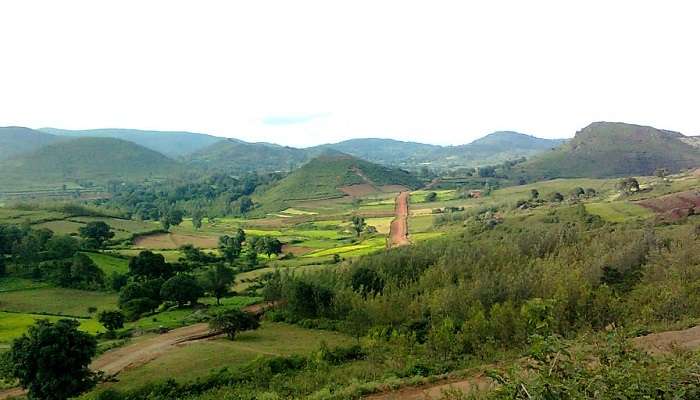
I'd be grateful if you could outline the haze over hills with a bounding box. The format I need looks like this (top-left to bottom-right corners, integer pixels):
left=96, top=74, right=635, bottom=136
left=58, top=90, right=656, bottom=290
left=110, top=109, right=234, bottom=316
left=39, top=128, right=222, bottom=157
left=0, top=127, right=64, bottom=161
left=255, top=152, right=422, bottom=212
left=187, top=139, right=310, bottom=174
left=0, top=137, right=181, bottom=190
left=515, top=122, right=700, bottom=180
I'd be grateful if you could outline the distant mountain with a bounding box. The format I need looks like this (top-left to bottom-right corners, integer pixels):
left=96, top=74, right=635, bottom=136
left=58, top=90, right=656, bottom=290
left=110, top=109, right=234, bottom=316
left=39, top=128, right=222, bottom=157
left=311, top=138, right=441, bottom=166
left=428, top=132, right=565, bottom=168
left=0, top=137, right=182, bottom=189
left=514, top=122, right=700, bottom=180
left=255, top=153, right=421, bottom=212
left=186, top=139, right=310, bottom=174
left=189, top=133, right=563, bottom=174
left=0, top=127, right=63, bottom=160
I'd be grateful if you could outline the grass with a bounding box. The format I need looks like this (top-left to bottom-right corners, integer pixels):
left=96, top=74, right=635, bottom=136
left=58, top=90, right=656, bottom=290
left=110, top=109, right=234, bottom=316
left=100, top=322, right=353, bottom=390
left=126, top=296, right=261, bottom=332
left=364, top=217, right=393, bottom=234
left=585, top=201, right=654, bottom=222
left=0, top=277, right=50, bottom=292
left=305, top=236, right=386, bottom=258
left=33, top=219, right=85, bottom=235
left=0, top=287, right=117, bottom=317
left=410, top=189, right=457, bottom=203
left=408, top=215, right=435, bottom=233
left=85, top=252, right=130, bottom=275
left=0, top=311, right=104, bottom=344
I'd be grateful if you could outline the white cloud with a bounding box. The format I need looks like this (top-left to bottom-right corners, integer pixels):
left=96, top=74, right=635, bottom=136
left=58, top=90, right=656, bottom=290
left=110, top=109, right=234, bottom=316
left=1, top=0, right=699, bottom=147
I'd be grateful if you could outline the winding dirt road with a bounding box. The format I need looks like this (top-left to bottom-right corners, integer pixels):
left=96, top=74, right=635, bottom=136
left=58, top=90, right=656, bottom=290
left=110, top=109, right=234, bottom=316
left=388, top=191, right=410, bottom=248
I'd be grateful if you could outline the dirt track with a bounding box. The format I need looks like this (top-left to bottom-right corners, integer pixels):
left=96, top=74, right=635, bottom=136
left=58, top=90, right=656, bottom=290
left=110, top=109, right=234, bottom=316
left=0, top=302, right=273, bottom=399
left=388, top=191, right=410, bottom=248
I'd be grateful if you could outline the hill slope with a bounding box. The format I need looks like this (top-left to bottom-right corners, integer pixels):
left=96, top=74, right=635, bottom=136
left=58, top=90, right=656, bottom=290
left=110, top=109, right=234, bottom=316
left=0, top=127, right=62, bottom=160
left=515, top=122, right=700, bottom=180
left=311, top=138, right=441, bottom=166
left=0, top=137, right=182, bottom=189
left=430, top=132, right=564, bottom=167
left=39, top=128, right=221, bottom=157
left=186, top=139, right=310, bottom=174
left=256, top=153, right=422, bottom=211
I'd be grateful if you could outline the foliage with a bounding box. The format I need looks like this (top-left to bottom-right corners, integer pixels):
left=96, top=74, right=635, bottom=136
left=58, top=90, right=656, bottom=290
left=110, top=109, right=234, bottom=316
left=98, top=310, right=125, bottom=331
left=208, top=309, right=260, bottom=339
left=128, top=250, right=172, bottom=280
left=160, top=274, right=204, bottom=307
left=78, top=221, right=115, bottom=248
left=200, top=264, right=236, bottom=305
left=4, top=319, right=97, bottom=400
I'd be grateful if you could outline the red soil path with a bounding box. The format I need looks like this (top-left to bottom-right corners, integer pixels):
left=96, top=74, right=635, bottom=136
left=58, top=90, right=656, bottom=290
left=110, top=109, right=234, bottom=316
left=388, top=191, right=410, bottom=248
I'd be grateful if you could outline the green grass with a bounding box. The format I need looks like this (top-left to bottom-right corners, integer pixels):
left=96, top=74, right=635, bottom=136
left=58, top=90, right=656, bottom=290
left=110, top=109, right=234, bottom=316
left=305, top=236, right=386, bottom=258
left=408, top=215, right=435, bottom=233
left=585, top=201, right=654, bottom=223
left=0, top=208, right=67, bottom=224
left=0, top=277, right=50, bottom=292
left=0, top=311, right=104, bottom=344
left=0, top=287, right=117, bottom=317
left=410, top=189, right=457, bottom=203
left=85, top=252, right=130, bottom=275
left=33, top=219, right=85, bottom=235
left=100, top=322, right=353, bottom=390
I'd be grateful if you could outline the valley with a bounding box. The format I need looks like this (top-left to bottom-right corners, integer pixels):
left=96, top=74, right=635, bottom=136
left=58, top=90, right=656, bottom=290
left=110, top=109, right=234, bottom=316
left=1, top=121, right=700, bottom=399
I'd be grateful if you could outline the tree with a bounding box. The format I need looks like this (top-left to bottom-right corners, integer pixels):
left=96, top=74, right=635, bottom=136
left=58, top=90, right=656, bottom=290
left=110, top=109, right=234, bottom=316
left=570, top=187, right=585, bottom=198
left=238, top=196, right=254, bottom=214
left=246, top=242, right=259, bottom=267
left=128, top=250, right=172, bottom=280
left=548, top=192, right=564, bottom=202
left=351, top=216, right=366, bottom=237
left=160, top=274, right=203, bottom=307
left=585, top=188, right=597, bottom=198
left=191, top=209, right=204, bottom=230
left=350, top=267, right=384, bottom=296
left=425, top=192, right=438, bottom=202
left=118, top=279, right=164, bottom=318
left=208, top=309, right=260, bottom=340
left=530, top=189, right=540, bottom=199
left=617, top=177, right=640, bottom=195
left=5, top=319, right=97, bottom=400
left=219, top=235, right=243, bottom=265
left=261, top=236, right=283, bottom=258
left=201, top=264, right=235, bottom=305
left=78, top=221, right=114, bottom=249
left=160, top=209, right=183, bottom=231
left=98, top=310, right=125, bottom=332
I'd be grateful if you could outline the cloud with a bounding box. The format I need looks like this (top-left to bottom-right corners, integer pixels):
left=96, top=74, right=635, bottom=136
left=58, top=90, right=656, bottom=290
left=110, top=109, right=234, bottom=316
left=262, top=113, right=331, bottom=126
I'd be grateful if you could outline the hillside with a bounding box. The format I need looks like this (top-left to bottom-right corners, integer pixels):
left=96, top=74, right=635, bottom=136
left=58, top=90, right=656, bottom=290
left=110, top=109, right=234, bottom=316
left=256, top=153, right=422, bottom=211
left=311, top=138, right=440, bottom=166
left=0, top=127, right=62, bottom=160
left=0, top=137, right=182, bottom=189
left=515, top=122, right=700, bottom=180
left=186, top=139, right=310, bottom=174
left=429, top=131, right=564, bottom=167
left=39, top=128, right=222, bottom=157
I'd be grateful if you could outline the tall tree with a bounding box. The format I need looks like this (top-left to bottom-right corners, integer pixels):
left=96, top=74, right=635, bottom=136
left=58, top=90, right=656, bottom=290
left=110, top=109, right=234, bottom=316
left=219, top=235, right=243, bottom=265
left=200, top=264, right=236, bottom=305
left=351, top=216, right=366, bottom=237
left=128, top=250, right=172, bottom=280
left=78, top=221, right=114, bottom=249
left=5, top=319, right=97, bottom=400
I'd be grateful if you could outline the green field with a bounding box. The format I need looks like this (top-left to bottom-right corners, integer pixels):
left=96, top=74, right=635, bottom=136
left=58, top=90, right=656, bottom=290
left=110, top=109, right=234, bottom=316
left=99, top=322, right=353, bottom=391
left=85, top=252, right=130, bottom=275
left=0, top=287, right=117, bottom=317
left=0, top=311, right=104, bottom=344
left=585, top=201, right=654, bottom=222
left=0, top=277, right=50, bottom=293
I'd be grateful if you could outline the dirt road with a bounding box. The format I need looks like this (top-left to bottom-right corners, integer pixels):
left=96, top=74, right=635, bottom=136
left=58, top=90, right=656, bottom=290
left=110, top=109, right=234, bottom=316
left=0, top=302, right=274, bottom=399
left=388, top=191, right=410, bottom=248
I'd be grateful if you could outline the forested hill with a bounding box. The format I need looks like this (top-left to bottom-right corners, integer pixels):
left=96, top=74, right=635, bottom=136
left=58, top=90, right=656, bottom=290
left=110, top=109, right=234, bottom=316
left=514, top=122, right=700, bottom=180
left=0, top=137, right=182, bottom=189
left=39, top=127, right=222, bottom=157
left=0, top=126, right=63, bottom=161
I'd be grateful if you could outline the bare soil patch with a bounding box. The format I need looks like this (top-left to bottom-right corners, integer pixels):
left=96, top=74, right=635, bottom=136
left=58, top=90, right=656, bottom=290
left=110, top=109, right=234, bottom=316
left=633, top=324, right=700, bottom=355
left=379, top=185, right=409, bottom=193
left=281, top=245, right=314, bottom=256
left=637, top=190, right=700, bottom=221
left=134, top=233, right=220, bottom=249
left=339, top=184, right=379, bottom=197
left=365, top=374, right=495, bottom=400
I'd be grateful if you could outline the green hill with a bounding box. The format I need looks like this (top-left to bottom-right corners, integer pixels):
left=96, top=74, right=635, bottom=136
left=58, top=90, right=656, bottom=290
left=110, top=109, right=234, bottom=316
left=255, top=153, right=422, bottom=211
left=39, top=128, right=222, bottom=157
left=0, top=127, right=62, bottom=160
left=0, top=137, right=182, bottom=189
left=515, top=122, right=700, bottom=180
left=311, top=138, right=440, bottom=166
left=186, top=139, right=310, bottom=174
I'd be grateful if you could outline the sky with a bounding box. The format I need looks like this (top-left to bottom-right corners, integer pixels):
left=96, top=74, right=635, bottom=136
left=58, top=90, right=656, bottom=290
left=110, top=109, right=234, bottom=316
left=1, top=1, right=699, bottom=148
